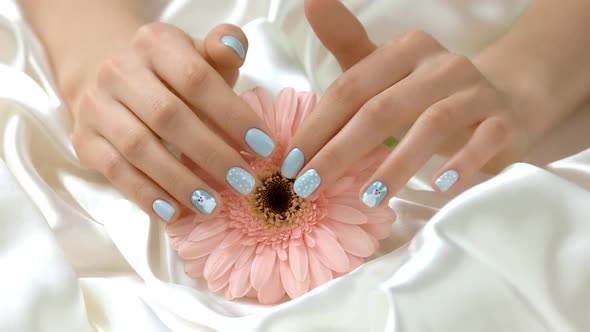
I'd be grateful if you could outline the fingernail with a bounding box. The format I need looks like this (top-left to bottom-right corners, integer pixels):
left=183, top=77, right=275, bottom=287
left=221, top=35, right=245, bottom=59
left=226, top=166, right=255, bottom=195
left=245, top=128, right=275, bottom=158
left=191, top=190, right=217, bottom=215
left=281, top=148, right=305, bottom=179
left=153, top=199, right=175, bottom=222
left=294, top=169, right=321, bottom=198
left=362, top=181, right=388, bottom=208
left=434, top=170, right=459, bottom=192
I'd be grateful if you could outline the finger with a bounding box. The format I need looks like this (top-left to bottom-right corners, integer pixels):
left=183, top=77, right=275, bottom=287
left=132, top=23, right=276, bottom=159
left=294, top=56, right=471, bottom=199
left=360, top=90, right=485, bottom=207
left=86, top=91, right=224, bottom=216
left=432, top=117, right=507, bottom=193
left=98, top=62, right=257, bottom=197
left=284, top=31, right=442, bottom=185
left=72, top=132, right=182, bottom=223
left=304, top=0, right=376, bottom=70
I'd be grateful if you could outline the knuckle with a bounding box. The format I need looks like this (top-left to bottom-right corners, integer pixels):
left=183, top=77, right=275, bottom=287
left=319, top=147, right=344, bottom=169
left=184, top=61, right=210, bottom=89
left=396, top=30, right=431, bottom=46
left=102, top=151, right=125, bottom=180
left=444, top=53, right=475, bottom=74
left=201, top=148, right=222, bottom=170
left=150, top=97, right=178, bottom=127
left=329, top=73, right=359, bottom=101
left=362, top=97, right=391, bottom=124
left=489, top=118, right=508, bottom=140
left=131, top=180, right=152, bottom=207
left=422, top=102, right=455, bottom=132
left=120, top=129, right=150, bottom=158
left=133, top=22, right=168, bottom=49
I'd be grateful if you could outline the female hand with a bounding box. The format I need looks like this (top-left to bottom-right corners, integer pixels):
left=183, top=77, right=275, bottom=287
left=71, top=23, right=276, bottom=222
left=282, top=0, right=531, bottom=207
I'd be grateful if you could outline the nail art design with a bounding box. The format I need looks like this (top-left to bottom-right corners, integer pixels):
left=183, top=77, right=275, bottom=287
left=153, top=199, right=175, bottom=222
left=362, top=181, right=388, bottom=208
left=281, top=148, right=305, bottom=179
left=245, top=128, right=275, bottom=158
left=191, top=190, right=217, bottom=215
left=294, top=169, right=321, bottom=198
left=226, top=167, right=255, bottom=195
left=435, top=170, right=459, bottom=192
left=221, top=35, right=245, bottom=59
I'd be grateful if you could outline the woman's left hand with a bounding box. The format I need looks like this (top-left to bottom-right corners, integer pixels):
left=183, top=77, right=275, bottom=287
left=282, top=0, right=531, bottom=206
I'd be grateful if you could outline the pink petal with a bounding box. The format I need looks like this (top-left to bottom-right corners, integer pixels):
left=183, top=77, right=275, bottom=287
left=251, top=245, right=277, bottom=291
left=326, top=204, right=368, bottom=225
left=289, top=240, right=309, bottom=282
left=235, top=244, right=256, bottom=270
left=208, top=267, right=232, bottom=292
left=170, top=235, right=187, bottom=250
left=361, top=222, right=392, bottom=240
left=246, top=287, right=258, bottom=299
left=241, top=89, right=265, bottom=119
left=256, top=87, right=278, bottom=136
left=166, top=214, right=198, bottom=236
left=310, top=228, right=349, bottom=273
left=324, top=176, right=355, bottom=198
left=292, top=92, right=318, bottom=133
left=219, top=229, right=244, bottom=249
left=273, top=88, right=296, bottom=138
left=348, top=254, right=365, bottom=271
left=277, top=247, right=288, bottom=261
left=178, top=231, right=227, bottom=259
left=185, top=256, right=208, bottom=278
left=323, top=220, right=376, bottom=257
left=279, top=258, right=310, bottom=299
left=303, top=232, right=315, bottom=248
left=258, top=262, right=285, bottom=304
left=203, top=242, right=243, bottom=280
left=229, top=256, right=254, bottom=299
left=188, top=220, right=229, bottom=241
left=307, top=247, right=333, bottom=289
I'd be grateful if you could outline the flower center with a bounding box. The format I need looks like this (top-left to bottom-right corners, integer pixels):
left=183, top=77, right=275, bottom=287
left=252, top=171, right=307, bottom=226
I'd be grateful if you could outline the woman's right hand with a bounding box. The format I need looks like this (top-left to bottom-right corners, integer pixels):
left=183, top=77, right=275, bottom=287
left=70, top=22, right=276, bottom=222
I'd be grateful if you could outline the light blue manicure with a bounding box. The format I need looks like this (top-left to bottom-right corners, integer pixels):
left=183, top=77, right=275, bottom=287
left=153, top=199, right=175, bottom=222
left=245, top=128, right=275, bottom=158
left=435, top=170, right=459, bottom=192
left=362, top=181, right=388, bottom=208
left=281, top=148, right=305, bottom=179
left=221, top=35, right=245, bottom=59
left=226, top=167, right=255, bottom=195
left=294, top=169, right=321, bottom=198
left=191, top=190, right=217, bottom=215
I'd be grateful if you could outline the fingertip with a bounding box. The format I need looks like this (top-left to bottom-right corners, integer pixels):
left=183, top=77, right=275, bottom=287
left=153, top=198, right=179, bottom=223
left=204, top=24, right=248, bottom=68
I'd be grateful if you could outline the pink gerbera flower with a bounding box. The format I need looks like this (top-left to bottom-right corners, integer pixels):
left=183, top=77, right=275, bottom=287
left=166, top=88, right=394, bottom=304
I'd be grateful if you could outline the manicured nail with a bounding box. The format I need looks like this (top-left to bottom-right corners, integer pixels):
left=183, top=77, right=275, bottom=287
left=226, top=167, right=255, bottom=195
left=294, top=169, right=321, bottom=198
left=152, top=199, right=175, bottom=222
left=191, top=190, right=217, bottom=215
left=221, top=35, right=245, bottom=59
left=245, top=128, right=275, bottom=158
left=434, top=170, right=459, bottom=192
left=281, top=148, right=305, bottom=179
left=362, top=181, right=388, bottom=208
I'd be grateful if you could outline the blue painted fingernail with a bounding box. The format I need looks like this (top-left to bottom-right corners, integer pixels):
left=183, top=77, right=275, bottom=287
left=245, top=128, right=275, bottom=158
left=191, top=190, right=217, bottom=215
left=221, top=35, right=245, bottom=59
left=281, top=148, right=305, bottom=179
left=434, top=170, right=459, bottom=192
left=226, top=167, right=255, bottom=195
left=153, top=199, right=175, bottom=222
left=294, top=169, right=321, bottom=198
left=362, top=181, right=388, bottom=208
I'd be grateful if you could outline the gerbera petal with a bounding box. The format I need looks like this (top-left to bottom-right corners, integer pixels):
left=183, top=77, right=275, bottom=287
left=256, top=87, right=278, bottom=135
left=279, top=259, right=310, bottom=299
left=277, top=247, right=288, bottom=261
left=235, top=244, right=256, bottom=270
left=241, top=88, right=264, bottom=119
left=274, top=88, right=296, bottom=138
left=307, top=247, right=333, bottom=289
left=185, top=256, right=208, bottom=278
left=310, top=228, right=349, bottom=273
left=326, top=204, right=368, bottom=225
left=178, top=231, right=228, bottom=259
left=251, top=245, right=277, bottom=291
left=188, top=220, right=229, bottom=241
left=289, top=240, right=309, bottom=282
left=348, top=254, right=365, bottom=271
left=292, top=91, right=317, bottom=133
left=166, top=214, right=198, bottom=236
left=229, top=256, right=254, bottom=299
left=324, top=176, right=355, bottom=198
left=170, top=235, right=187, bottom=250
left=219, top=228, right=244, bottom=249
left=208, top=267, right=232, bottom=292
left=323, top=220, right=376, bottom=257
left=303, top=232, right=315, bottom=248
left=361, top=222, right=393, bottom=240
left=258, top=263, right=285, bottom=304
left=204, top=242, right=243, bottom=280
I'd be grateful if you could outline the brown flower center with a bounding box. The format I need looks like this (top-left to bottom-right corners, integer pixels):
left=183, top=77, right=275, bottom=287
left=252, top=171, right=307, bottom=226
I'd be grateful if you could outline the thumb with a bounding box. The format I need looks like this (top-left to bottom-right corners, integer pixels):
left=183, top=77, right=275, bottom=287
left=305, top=0, right=376, bottom=70
left=194, top=24, right=248, bottom=86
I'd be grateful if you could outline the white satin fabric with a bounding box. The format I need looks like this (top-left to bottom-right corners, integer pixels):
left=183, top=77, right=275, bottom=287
left=1, top=0, right=590, bottom=331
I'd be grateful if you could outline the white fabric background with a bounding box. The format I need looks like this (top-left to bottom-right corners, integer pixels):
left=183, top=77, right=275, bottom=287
left=1, top=0, right=590, bottom=331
